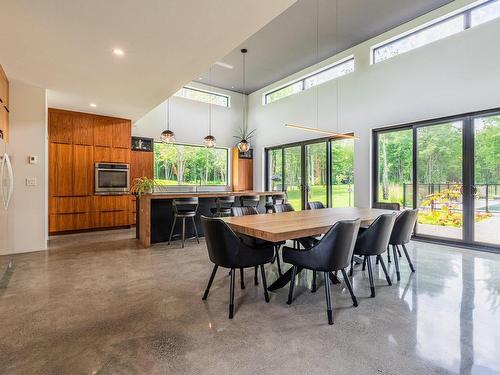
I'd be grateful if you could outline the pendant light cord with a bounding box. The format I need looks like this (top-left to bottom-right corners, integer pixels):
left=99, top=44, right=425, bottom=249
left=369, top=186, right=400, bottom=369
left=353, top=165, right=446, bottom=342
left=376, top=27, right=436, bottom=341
left=242, top=50, right=247, bottom=133
left=167, top=98, right=170, bottom=131
left=336, top=0, right=340, bottom=133
left=209, top=67, right=213, bottom=135
left=315, top=0, right=319, bottom=129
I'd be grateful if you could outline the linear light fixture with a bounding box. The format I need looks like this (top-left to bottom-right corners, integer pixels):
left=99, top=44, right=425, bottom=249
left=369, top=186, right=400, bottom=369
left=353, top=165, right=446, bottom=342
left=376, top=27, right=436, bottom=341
left=285, top=124, right=359, bottom=140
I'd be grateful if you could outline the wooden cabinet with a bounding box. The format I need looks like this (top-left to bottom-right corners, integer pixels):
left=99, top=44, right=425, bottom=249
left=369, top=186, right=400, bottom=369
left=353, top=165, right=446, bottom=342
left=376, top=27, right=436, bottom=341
left=48, top=108, right=133, bottom=233
left=0, top=106, right=8, bottom=142
left=131, top=150, right=154, bottom=181
left=73, top=145, right=94, bottom=195
left=94, top=146, right=130, bottom=163
left=49, top=110, right=73, bottom=144
left=49, top=143, right=74, bottom=196
left=232, top=148, right=253, bottom=191
left=112, top=120, right=131, bottom=149
left=0, top=64, right=8, bottom=109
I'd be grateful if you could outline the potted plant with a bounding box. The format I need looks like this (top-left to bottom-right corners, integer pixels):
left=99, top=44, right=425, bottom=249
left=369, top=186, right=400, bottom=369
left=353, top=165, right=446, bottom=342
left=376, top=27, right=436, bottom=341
left=131, top=177, right=155, bottom=196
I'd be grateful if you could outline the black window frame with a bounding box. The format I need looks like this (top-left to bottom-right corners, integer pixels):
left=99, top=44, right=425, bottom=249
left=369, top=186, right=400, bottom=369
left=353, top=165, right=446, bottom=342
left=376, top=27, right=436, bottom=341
left=372, top=106, right=500, bottom=253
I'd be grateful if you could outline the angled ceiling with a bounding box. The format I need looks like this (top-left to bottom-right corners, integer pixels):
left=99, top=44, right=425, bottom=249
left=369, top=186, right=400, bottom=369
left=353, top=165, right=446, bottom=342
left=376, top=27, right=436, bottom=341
left=0, top=0, right=296, bottom=120
left=199, top=0, right=453, bottom=93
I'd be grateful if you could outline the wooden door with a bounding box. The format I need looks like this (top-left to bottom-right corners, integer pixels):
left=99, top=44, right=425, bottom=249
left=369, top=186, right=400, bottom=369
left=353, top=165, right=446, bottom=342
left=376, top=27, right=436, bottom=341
left=112, top=120, right=131, bottom=149
left=73, top=145, right=94, bottom=195
left=49, top=110, right=73, bottom=144
left=73, top=115, right=94, bottom=145
left=93, top=119, right=113, bottom=147
left=49, top=143, right=73, bottom=196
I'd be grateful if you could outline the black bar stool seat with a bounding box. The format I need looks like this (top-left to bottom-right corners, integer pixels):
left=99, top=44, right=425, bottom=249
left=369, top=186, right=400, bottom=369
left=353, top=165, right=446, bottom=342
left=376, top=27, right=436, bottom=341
left=210, top=196, right=235, bottom=217
left=240, top=195, right=260, bottom=208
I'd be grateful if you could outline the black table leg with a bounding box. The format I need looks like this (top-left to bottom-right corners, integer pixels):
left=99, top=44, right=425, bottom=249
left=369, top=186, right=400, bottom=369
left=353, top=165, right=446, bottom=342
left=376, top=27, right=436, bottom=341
left=268, top=266, right=303, bottom=291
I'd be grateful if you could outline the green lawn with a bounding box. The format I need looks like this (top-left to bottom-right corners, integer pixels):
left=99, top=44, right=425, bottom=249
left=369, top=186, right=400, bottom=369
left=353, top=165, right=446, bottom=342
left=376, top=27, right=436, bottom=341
left=286, top=184, right=354, bottom=210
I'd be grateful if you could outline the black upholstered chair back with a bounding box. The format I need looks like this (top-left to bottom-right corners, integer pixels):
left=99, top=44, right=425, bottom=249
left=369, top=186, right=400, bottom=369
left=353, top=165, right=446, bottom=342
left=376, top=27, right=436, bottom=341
left=308, top=219, right=361, bottom=271
left=308, top=201, right=325, bottom=210
left=373, top=202, right=400, bottom=211
left=172, top=197, right=199, bottom=214
left=390, top=209, right=418, bottom=245
left=355, top=213, right=396, bottom=256
left=201, top=216, right=242, bottom=268
left=231, top=206, right=258, bottom=217
left=272, top=203, right=295, bottom=213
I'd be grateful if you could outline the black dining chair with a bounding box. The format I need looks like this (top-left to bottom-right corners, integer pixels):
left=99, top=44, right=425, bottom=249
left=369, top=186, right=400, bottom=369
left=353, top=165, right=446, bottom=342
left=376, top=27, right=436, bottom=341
left=388, top=209, right=418, bottom=281
left=231, top=206, right=285, bottom=281
left=372, top=202, right=401, bottom=263
left=307, top=201, right=325, bottom=210
left=282, top=219, right=361, bottom=325
left=240, top=195, right=260, bottom=209
left=351, top=213, right=396, bottom=297
left=201, top=216, right=274, bottom=319
left=168, top=197, right=200, bottom=248
left=265, top=193, right=287, bottom=213
left=210, top=196, right=236, bottom=217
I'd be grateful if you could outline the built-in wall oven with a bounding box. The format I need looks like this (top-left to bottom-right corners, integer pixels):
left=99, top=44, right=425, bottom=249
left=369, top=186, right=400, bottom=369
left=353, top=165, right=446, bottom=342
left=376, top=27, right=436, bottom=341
left=95, top=163, right=129, bottom=194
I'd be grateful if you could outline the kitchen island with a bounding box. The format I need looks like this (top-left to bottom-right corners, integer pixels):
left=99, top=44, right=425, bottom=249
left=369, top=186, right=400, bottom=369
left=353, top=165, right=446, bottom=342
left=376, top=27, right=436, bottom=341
left=137, top=191, right=285, bottom=248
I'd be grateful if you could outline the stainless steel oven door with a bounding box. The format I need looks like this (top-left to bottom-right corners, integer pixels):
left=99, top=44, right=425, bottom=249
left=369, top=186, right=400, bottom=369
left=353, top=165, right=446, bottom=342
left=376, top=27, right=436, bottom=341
left=95, top=164, right=130, bottom=194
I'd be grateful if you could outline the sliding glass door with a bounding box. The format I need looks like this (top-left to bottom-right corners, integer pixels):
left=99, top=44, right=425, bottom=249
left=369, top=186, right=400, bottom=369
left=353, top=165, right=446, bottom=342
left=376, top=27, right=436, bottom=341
left=472, top=114, right=500, bottom=247
left=416, top=121, right=463, bottom=240
left=305, top=142, right=328, bottom=208
left=266, top=138, right=354, bottom=210
left=373, top=108, right=500, bottom=250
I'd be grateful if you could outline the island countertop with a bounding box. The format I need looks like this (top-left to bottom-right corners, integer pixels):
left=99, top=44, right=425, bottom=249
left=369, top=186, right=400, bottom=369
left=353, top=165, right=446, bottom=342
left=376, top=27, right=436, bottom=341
left=139, top=191, right=285, bottom=200
left=137, top=191, right=286, bottom=247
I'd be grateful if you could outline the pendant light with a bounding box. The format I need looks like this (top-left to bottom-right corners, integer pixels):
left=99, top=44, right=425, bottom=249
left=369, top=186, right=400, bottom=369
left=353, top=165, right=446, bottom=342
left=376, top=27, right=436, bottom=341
left=237, top=49, right=251, bottom=152
left=160, top=98, right=175, bottom=143
left=284, top=0, right=357, bottom=140
left=203, top=67, right=216, bottom=148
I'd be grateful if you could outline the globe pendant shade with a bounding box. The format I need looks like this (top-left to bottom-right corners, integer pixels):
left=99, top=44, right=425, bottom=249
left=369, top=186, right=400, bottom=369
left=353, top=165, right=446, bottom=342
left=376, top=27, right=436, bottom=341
left=161, top=129, right=175, bottom=143
left=203, top=134, right=216, bottom=148
left=237, top=139, right=250, bottom=152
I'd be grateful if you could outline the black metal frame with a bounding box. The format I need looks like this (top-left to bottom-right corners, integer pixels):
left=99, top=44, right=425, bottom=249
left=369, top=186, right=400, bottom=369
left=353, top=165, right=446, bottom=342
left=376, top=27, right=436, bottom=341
left=264, top=57, right=355, bottom=105
left=264, top=135, right=353, bottom=210
left=372, top=106, right=500, bottom=253
left=372, top=0, right=498, bottom=64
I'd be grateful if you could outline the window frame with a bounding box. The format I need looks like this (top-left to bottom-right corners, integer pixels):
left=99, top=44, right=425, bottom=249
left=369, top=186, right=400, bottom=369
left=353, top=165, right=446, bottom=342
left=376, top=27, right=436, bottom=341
left=263, top=56, right=355, bottom=105
left=175, top=86, right=231, bottom=108
left=153, top=141, right=231, bottom=190
left=371, top=0, right=499, bottom=64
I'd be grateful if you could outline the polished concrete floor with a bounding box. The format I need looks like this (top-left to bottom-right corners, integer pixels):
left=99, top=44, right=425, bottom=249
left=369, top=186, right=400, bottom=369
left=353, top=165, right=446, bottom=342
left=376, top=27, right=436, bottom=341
left=0, top=229, right=499, bottom=374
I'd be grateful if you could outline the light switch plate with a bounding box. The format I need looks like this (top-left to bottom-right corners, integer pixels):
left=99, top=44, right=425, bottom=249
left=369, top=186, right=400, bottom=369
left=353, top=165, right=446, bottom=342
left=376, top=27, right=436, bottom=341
left=26, top=177, right=37, bottom=186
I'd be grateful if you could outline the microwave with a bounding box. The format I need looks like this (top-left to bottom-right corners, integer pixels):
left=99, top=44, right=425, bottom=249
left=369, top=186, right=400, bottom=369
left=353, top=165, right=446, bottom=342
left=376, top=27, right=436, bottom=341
left=95, top=163, right=130, bottom=194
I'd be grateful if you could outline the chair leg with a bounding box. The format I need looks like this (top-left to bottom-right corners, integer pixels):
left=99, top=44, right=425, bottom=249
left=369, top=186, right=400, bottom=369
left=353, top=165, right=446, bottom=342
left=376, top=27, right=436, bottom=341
left=387, top=245, right=391, bottom=263
left=229, top=268, right=235, bottom=319
left=168, top=216, right=177, bottom=245
left=341, top=269, right=358, bottom=307
left=377, top=255, right=392, bottom=286
left=275, top=246, right=283, bottom=276
left=376, top=256, right=379, bottom=265
left=311, top=270, right=317, bottom=293
left=324, top=272, right=334, bottom=325
left=402, top=244, right=416, bottom=272
left=350, top=255, right=354, bottom=276
left=287, top=265, right=298, bottom=305
left=181, top=218, right=186, bottom=248
left=392, top=245, right=401, bottom=281
left=202, top=265, right=218, bottom=300
left=366, top=256, right=375, bottom=298
left=192, top=217, right=200, bottom=244
left=240, top=268, right=245, bottom=290
left=362, top=257, right=367, bottom=271
left=254, top=266, right=259, bottom=285
left=397, top=247, right=402, bottom=257
left=260, top=264, right=270, bottom=303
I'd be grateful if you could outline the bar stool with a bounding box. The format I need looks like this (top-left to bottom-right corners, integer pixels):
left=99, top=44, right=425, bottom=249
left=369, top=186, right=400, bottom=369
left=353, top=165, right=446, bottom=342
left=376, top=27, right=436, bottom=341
left=240, top=195, right=260, bottom=208
left=210, top=196, right=235, bottom=217
left=265, top=193, right=287, bottom=213
left=168, top=197, right=200, bottom=248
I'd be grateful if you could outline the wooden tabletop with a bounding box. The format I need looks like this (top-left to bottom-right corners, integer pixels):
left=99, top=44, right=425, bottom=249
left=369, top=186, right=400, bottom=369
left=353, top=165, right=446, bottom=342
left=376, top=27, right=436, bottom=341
left=222, top=207, right=397, bottom=242
left=140, top=191, right=286, bottom=200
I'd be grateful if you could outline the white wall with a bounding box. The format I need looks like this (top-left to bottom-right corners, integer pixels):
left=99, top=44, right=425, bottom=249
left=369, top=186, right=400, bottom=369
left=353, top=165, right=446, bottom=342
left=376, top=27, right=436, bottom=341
left=248, top=0, right=500, bottom=208
left=133, top=82, right=245, bottom=149
left=8, top=80, right=47, bottom=253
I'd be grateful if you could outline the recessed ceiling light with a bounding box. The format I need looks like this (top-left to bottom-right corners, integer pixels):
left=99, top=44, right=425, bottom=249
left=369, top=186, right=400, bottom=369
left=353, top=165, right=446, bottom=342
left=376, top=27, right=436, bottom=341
left=89, top=103, right=97, bottom=108
left=112, top=48, right=125, bottom=56
left=231, top=86, right=235, bottom=89
left=198, top=77, right=203, bottom=80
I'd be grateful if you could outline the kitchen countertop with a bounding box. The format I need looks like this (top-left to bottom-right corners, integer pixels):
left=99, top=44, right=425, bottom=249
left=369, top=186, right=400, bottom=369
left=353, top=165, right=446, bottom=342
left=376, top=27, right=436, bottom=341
left=139, top=191, right=285, bottom=200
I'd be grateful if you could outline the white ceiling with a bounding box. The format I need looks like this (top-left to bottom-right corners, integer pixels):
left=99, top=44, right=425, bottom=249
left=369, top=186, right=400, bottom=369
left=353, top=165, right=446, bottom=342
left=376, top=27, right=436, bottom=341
left=0, top=0, right=296, bottom=121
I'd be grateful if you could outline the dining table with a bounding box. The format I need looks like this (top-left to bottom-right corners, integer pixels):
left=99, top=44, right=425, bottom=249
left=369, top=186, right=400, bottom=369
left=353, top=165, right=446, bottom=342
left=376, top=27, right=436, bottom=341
left=222, top=207, right=398, bottom=291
